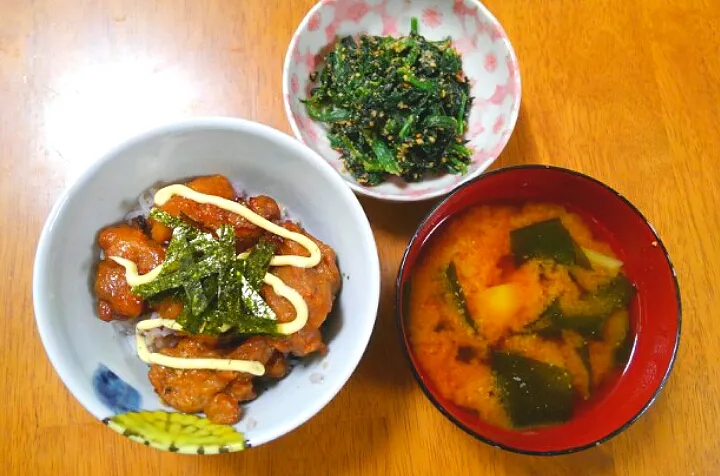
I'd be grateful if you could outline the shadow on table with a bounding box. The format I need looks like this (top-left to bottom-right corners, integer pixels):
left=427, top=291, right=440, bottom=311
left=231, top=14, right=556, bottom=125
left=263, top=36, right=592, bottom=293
left=464, top=385, right=677, bottom=475
left=352, top=196, right=433, bottom=395
left=487, top=106, right=539, bottom=172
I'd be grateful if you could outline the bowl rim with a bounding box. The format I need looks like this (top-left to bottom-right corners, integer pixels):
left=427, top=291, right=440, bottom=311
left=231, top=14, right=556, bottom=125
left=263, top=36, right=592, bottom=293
left=32, top=116, right=382, bottom=451
left=394, top=164, right=682, bottom=456
left=282, top=0, right=523, bottom=202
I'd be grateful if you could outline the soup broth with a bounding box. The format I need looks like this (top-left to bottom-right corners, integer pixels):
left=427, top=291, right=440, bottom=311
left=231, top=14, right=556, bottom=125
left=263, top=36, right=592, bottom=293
left=407, top=203, right=636, bottom=429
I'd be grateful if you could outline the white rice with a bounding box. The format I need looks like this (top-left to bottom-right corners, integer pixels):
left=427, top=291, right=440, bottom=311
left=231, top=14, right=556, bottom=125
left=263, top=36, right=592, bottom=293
left=111, top=312, right=177, bottom=354
left=123, top=186, right=158, bottom=222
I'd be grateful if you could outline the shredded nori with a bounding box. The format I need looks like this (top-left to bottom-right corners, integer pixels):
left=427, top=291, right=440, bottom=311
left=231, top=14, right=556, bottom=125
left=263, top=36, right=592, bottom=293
left=302, top=18, right=473, bottom=185
left=131, top=209, right=278, bottom=335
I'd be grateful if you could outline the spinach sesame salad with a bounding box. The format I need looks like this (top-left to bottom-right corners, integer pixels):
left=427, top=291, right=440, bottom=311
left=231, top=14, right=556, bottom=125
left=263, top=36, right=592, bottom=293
left=302, top=18, right=473, bottom=186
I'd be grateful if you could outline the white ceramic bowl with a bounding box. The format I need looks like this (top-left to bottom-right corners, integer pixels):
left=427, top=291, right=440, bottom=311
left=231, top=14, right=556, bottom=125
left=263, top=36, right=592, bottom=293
left=283, top=0, right=521, bottom=201
left=33, top=117, right=380, bottom=453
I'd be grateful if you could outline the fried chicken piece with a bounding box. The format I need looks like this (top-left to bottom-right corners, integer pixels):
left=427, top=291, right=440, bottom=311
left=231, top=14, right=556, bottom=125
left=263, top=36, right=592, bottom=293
left=95, top=224, right=165, bottom=320
left=204, top=393, right=241, bottom=425
left=225, top=379, right=256, bottom=402
left=264, top=352, right=290, bottom=379
left=151, top=297, right=184, bottom=320
left=148, top=338, right=238, bottom=415
left=248, top=195, right=281, bottom=223
left=98, top=224, right=165, bottom=273
left=149, top=175, right=281, bottom=249
left=263, top=222, right=341, bottom=356
left=184, top=174, right=236, bottom=198
left=149, top=337, right=276, bottom=424
left=94, top=259, right=144, bottom=320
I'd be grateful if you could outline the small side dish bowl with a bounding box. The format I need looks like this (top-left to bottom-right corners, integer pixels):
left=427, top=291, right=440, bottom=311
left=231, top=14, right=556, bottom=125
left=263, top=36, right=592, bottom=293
left=284, top=0, right=521, bottom=201
left=33, top=117, right=381, bottom=453
left=396, top=165, right=681, bottom=455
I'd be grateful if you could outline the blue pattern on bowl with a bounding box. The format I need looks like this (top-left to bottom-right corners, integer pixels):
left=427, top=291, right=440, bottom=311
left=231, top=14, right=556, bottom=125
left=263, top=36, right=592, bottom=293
left=92, top=364, right=141, bottom=413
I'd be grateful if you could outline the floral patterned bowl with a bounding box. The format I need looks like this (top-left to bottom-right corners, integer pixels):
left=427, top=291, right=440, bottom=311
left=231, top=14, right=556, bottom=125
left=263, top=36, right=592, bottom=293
left=283, top=0, right=521, bottom=201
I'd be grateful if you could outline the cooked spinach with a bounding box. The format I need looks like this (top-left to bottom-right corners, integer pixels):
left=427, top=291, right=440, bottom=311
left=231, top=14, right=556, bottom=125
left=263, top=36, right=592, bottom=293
left=302, top=18, right=473, bottom=185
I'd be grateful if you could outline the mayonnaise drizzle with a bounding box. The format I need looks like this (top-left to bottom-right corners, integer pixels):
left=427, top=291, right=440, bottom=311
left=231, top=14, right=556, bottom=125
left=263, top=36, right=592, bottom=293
left=110, top=183, right=322, bottom=374
left=109, top=257, right=163, bottom=286
left=135, top=319, right=265, bottom=375
left=155, top=184, right=321, bottom=268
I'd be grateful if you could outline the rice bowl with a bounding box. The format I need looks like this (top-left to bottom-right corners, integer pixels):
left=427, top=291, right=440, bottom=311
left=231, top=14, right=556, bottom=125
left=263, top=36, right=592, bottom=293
left=33, top=117, right=381, bottom=453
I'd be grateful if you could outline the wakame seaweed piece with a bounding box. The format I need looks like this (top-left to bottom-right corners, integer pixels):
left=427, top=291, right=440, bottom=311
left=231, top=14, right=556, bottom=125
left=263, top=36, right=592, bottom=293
left=561, top=273, right=636, bottom=333
left=243, top=239, right=276, bottom=290
left=593, top=273, right=636, bottom=311
left=526, top=274, right=636, bottom=340
left=493, top=351, right=574, bottom=428
left=445, top=261, right=477, bottom=332
left=577, top=337, right=593, bottom=391
left=523, top=300, right=563, bottom=338
left=536, top=300, right=609, bottom=339
left=510, top=218, right=591, bottom=268
left=561, top=330, right=593, bottom=397
left=604, top=310, right=633, bottom=367
left=559, top=314, right=607, bottom=339
left=523, top=299, right=605, bottom=339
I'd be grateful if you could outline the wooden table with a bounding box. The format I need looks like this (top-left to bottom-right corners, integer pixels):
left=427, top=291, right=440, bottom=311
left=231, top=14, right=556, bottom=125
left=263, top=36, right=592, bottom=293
left=2, top=0, right=719, bottom=474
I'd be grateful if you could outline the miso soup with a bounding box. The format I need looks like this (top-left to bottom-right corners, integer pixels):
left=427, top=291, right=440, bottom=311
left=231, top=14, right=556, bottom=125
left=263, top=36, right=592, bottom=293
left=406, top=203, right=636, bottom=429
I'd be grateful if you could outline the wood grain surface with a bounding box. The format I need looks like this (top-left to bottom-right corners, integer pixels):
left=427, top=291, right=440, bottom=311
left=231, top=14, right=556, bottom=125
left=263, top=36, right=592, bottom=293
left=2, top=0, right=719, bottom=474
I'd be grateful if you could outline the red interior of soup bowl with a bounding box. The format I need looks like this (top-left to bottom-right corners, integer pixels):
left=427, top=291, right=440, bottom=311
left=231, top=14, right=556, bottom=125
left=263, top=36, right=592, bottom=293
left=396, top=165, right=681, bottom=455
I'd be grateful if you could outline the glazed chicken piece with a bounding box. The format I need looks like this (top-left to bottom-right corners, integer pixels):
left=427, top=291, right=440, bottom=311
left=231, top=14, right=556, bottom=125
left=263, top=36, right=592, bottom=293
left=149, top=338, right=239, bottom=416
left=94, top=260, right=144, bottom=321
left=94, top=224, right=165, bottom=321
left=264, top=222, right=341, bottom=356
left=150, top=175, right=282, bottom=249
left=149, top=336, right=276, bottom=425
left=98, top=224, right=165, bottom=273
